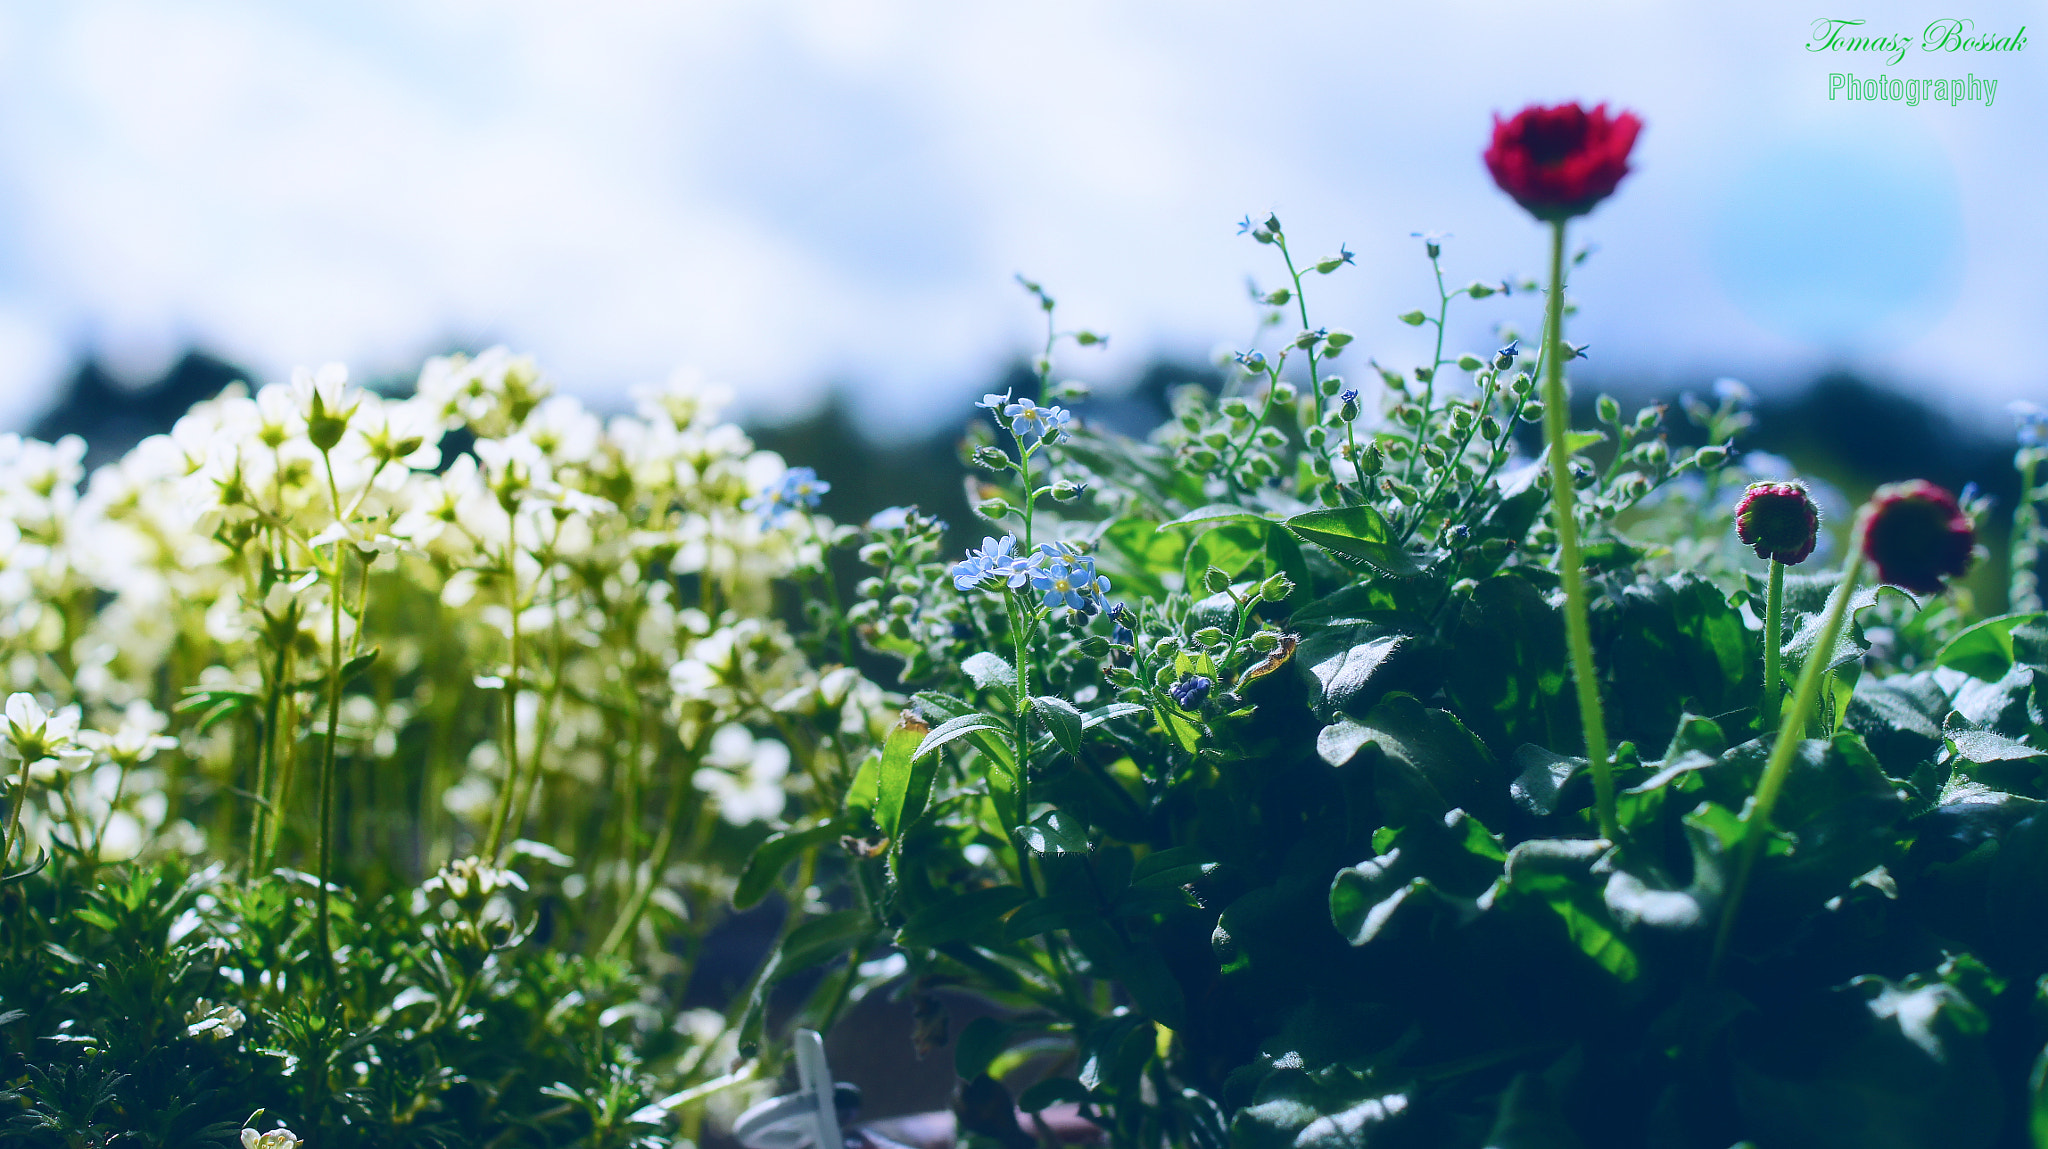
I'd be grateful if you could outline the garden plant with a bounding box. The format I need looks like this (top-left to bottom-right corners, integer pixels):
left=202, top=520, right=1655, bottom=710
left=1, top=101, right=2046, bottom=1149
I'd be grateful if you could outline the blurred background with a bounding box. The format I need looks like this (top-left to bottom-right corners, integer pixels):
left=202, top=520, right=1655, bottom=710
left=4, top=0, right=2043, bottom=538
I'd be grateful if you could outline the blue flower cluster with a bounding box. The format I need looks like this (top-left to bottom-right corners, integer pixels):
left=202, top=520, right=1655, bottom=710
left=2012, top=401, right=2047, bottom=448
left=743, top=467, right=829, bottom=526
left=978, top=390, right=1073, bottom=451
left=951, top=534, right=1112, bottom=613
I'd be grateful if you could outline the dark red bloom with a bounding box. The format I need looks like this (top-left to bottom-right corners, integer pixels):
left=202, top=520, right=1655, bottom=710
left=1860, top=480, right=1974, bottom=595
left=1734, top=481, right=1820, bottom=565
left=1485, top=103, right=1643, bottom=222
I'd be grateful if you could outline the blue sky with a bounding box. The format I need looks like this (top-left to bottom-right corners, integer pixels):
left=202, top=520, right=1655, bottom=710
left=0, top=1, right=2040, bottom=438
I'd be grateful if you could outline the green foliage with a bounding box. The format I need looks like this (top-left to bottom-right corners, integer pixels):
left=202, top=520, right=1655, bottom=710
left=788, top=226, right=2048, bottom=1149
left=0, top=853, right=695, bottom=1149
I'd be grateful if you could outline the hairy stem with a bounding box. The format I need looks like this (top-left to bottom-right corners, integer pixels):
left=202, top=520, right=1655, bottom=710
left=1539, top=221, right=1617, bottom=841
left=1762, top=560, right=1786, bottom=732
left=1712, top=541, right=1867, bottom=976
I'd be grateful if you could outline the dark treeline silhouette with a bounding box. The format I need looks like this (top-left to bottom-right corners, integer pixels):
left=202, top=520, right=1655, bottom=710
left=19, top=349, right=2027, bottom=552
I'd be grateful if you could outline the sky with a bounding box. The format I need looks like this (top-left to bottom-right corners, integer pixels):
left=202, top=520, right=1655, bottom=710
left=0, top=1, right=2040, bottom=439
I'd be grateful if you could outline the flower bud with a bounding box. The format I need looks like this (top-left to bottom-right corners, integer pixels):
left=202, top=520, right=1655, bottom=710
left=1259, top=573, right=1294, bottom=601
left=1250, top=630, right=1280, bottom=652
left=1221, top=397, right=1252, bottom=419
left=1051, top=379, right=1092, bottom=402
left=1596, top=394, right=1621, bottom=425
left=1398, top=310, right=1427, bottom=327
left=1520, top=401, right=1545, bottom=423
left=1270, top=381, right=1297, bottom=405
left=1325, top=330, right=1354, bottom=350
left=1202, top=566, right=1233, bottom=594
left=1078, top=635, right=1111, bottom=658
left=1381, top=477, right=1418, bottom=502
left=1733, top=481, right=1819, bottom=565
left=1493, top=341, right=1520, bottom=372
left=1466, top=281, right=1497, bottom=299
left=856, top=577, right=886, bottom=599
left=888, top=595, right=918, bottom=617
left=1456, top=353, right=1484, bottom=372
left=1320, top=375, right=1344, bottom=397
left=1192, top=626, right=1226, bottom=646
left=1413, top=366, right=1434, bottom=385
left=1394, top=405, right=1423, bottom=427
left=1293, top=328, right=1325, bottom=351
left=1693, top=445, right=1730, bottom=470
left=1862, top=480, right=1974, bottom=594
left=1479, top=415, right=1502, bottom=440
left=1263, top=288, right=1292, bottom=306
left=976, top=497, right=1014, bottom=518
left=1304, top=426, right=1328, bottom=449
left=1511, top=373, right=1534, bottom=396
left=857, top=542, right=890, bottom=565
left=1168, top=675, right=1212, bottom=709
left=1378, top=367, right=1407, bottom=391
left=1051, top=480, right=1087, bottom=502
left=973, top=446, right=1012, bottom=471
left=1357, top=442, right=1385, bottom=476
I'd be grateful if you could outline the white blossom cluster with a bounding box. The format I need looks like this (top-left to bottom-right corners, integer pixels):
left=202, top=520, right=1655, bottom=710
left=0, top=348, right=892, bottom=875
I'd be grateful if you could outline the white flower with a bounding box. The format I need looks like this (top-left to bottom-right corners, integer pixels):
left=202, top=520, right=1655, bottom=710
left=241, top=1126, right=302, bottom=1149
left=78, top=702, right=177, bottom=767
left=3, top=693, right=90, bottom=772
left=693, top=726, right=790, bottom=825
left=291, top=362, right=351, bottom=419
left=186, top=998, right=246, bottom=1040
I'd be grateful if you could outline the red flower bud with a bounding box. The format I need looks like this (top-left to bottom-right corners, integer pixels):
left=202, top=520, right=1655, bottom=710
left=1484, top=103, right=1644, bottom=222
left=1860, top=480, right=1974, bottom=595
left=1734, top=481, right=1820, bottom=565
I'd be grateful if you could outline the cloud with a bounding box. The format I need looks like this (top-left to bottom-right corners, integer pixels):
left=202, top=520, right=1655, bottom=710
left=0, top=0, right=2037, bottom=437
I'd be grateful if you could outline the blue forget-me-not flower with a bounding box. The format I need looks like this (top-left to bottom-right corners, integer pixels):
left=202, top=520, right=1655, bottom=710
left=1004, top=399, right=1072, bottom=450
left=2011, top=401, right=2047, bottom=448
left=743, top=467, right=828, bottom=526
left=952, top=535, right=1031, bottom=592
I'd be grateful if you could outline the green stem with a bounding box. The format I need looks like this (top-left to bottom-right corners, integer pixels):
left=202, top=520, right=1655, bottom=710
left=484, top=543, right=522, bottom=863
left=1005, top=591, right=1038, bottom=899
left=1762, top=560, right=1785, bottom=732
left=1711, top=542, right=1868, bottom=976
left=316, top=457, right=346, bottom=982
left=1539, top=220, right=1617, bottom=842
left=2, top=757, right=32, bottom=870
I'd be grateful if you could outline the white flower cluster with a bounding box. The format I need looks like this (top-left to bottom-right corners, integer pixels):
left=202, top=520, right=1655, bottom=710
left=0, top=349, right=893, bottom=873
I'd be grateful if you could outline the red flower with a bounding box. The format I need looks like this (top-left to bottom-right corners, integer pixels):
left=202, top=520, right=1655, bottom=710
left=1734, top=481, right=1820, bottom=565
left=1485, top=103, right=1643, bottom=222
left=1860, top=480, right=1974, bottom=595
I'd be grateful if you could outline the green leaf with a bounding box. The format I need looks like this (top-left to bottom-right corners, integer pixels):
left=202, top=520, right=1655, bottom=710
left=1018, top=810, right=1090, bottom=857
left=340, top=645, right=380, bottom=686
left=1130, top=845, right=1219, bottom=889
left=1318, top=695, right=1503, bottom=827
left=1033, top=695, right=1084, bottom=760
left=1501, top=838, right=1637, bottom=981
left=1483, top=1073, right=1587, bottom=1149
left=1083, top=702, right=1148, bottom=728
left=962, top=651, right=1017, bottom=696
left=875, top=713, right=936, bottom=840
left=913, top=693, right=1016, bottom=768
left=897, top=885, right=1029, bottom=948
left=913, top=711, right=1013, bottom=768
left=1101, top=516, right=1192, bottom=599
left=2029, top=1039, right=2048, bottom=1149
left=1599, top=573, right=1758, bottom=752
left=1184, top=524, right=1268, bottom=594
left=1445, top=573, right=1577, bottom=756
left=844, top=750, right=880, bottom=815
left=779, top=910, right=869, bottom=972
left=1003, top=895, right=1087, bottom=942
left=1296, top=628, right=1408, bottom=717
left=1732, top=977, right=2000, bottom=1149
left=1112, top=939, right=1188, bottom=1029
left=734, top=821, right=840, bottom=910
left=1159, top=504, right=1272, bottom=530
left=1017, top=1078, right=1090, bottom=1114
left=1284, top=506, right=1427, bottom=578
left=1936, top=612, right=2047, bottom=681
left=954, top=1016, right=1016, bottom=1081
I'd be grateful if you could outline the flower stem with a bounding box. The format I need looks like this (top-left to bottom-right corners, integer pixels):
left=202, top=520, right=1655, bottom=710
left=1, top=757, right=32, bottom=870
left=485, top=542, right=522, bottom=863
left=1540, top=220, right=1617, bottom=842
left=1761, top=559, right=1785, bottom=732
left=316, top=457, right=346, bottom=982
left=1711, top=538, right=1867, bottom=977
